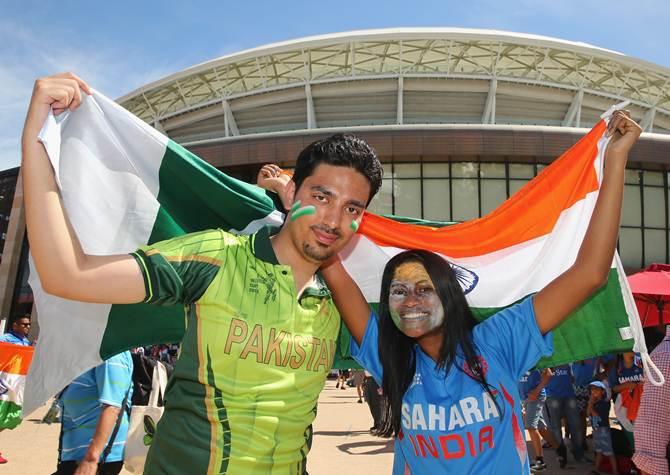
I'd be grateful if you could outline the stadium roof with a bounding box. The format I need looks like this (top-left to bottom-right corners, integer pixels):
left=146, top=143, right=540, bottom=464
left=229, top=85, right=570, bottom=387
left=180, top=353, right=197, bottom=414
left=118, top=28, right=670, bottom=144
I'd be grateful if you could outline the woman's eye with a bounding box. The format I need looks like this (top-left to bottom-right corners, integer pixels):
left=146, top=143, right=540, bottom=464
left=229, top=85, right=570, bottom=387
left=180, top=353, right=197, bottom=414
left=418, top=286, right=434, bottom=294
left=391, top=288, right=407, bottom=296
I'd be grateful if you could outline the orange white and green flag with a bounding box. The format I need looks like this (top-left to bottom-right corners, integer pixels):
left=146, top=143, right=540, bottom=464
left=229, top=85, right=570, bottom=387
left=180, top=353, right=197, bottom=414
left=22, top=93, right=648, bottom=416
left=0, top=342, right=34, bottom=429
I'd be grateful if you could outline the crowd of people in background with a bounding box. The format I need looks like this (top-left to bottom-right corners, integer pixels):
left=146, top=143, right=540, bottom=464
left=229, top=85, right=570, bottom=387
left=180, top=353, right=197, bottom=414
left=516, top=331, right=670, bottom=475
left=1, top=315, right=669, bottom=474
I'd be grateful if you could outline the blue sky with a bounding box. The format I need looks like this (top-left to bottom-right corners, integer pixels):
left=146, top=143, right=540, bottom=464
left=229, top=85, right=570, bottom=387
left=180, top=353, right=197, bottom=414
left=1, top=0, right=668, bottom=170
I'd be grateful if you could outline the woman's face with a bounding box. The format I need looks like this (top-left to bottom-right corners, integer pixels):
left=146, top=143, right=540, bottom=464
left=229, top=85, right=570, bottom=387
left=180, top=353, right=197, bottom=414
left=388, top=261, right=445, bottom=338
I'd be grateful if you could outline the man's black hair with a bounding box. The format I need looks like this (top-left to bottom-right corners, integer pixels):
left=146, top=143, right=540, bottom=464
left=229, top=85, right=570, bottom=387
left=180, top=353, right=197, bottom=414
left=293, top=134, right=382, bottom=204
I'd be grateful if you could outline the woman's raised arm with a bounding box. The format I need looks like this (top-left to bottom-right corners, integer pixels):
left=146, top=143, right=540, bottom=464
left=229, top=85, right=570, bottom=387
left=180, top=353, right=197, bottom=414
left=533, top=111, right=642, bottom=334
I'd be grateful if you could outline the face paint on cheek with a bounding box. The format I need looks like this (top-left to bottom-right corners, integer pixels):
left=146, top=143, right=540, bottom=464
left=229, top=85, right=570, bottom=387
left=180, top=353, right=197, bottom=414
left=389, top=308, right=403, bottom=329
left=424, top=302, right=445, bottom=332
left=350, top=220, right=359, bottom=232
left=290, top=203, right=317, bottom=221
left=290, top=201, right=302, bottom=214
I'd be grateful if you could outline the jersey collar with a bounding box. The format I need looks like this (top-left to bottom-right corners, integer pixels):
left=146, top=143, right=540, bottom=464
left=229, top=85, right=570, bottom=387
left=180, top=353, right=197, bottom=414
left=251, top=226, right=281, bottom=265
left=250, top=226, right=332, bottom=299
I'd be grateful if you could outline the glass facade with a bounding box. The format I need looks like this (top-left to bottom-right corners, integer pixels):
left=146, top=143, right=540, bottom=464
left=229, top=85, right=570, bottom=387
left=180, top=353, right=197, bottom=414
left=10, top=237, right=33, bottom=319
left=0, top=168, right=18, bottom=265
left=367, top=162, right=669, bottom=271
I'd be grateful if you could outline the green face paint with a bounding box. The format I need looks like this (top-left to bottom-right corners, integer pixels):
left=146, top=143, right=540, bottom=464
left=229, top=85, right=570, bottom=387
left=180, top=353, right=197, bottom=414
left=290, top=201, right=302, bottom=214
left=290, top=204, right=316, bottom=221
left=350, top=220, right=359, bottom=232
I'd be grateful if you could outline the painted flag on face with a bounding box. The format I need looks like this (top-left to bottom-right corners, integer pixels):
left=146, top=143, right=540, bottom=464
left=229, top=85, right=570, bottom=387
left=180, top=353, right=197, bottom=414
left=23, top=92, right=646, bottom=416
left=0, top=342, right=34, bottom=429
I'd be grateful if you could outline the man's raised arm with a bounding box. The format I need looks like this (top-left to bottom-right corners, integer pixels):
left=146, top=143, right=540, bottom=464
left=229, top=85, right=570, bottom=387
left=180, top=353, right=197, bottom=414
left=22, top=73, right=145, bottom=304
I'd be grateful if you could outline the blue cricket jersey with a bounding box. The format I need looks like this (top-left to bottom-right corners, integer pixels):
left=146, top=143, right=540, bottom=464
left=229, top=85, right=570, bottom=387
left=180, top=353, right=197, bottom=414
left=59, top=351, right=133, bottom=463
left=352, top=297, right=553, bottom=475
left=0, top=332, right=31, bottom=346
left=519, top=370, right=545, bottom=400
left=546, top=365, right=575, bottom=398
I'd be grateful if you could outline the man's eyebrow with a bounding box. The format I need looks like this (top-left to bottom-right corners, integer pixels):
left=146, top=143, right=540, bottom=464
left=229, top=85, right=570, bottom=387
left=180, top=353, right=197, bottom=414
left=310, top=185, right=365, bottom=208
left=310, top=185, right=334, bottom=197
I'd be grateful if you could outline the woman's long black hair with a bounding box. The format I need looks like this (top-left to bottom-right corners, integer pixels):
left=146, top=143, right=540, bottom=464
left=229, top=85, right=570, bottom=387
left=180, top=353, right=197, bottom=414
left=376, top=249, right=498, bottom=438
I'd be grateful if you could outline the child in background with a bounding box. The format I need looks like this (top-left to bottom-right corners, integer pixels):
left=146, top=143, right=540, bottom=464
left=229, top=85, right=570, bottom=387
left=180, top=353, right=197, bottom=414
left=587, top=381, right=618, bottom=475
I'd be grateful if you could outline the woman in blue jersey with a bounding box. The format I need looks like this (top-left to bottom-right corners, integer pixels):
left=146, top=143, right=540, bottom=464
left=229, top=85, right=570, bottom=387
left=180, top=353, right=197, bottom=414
left=259, top=111, right=641, bottom=474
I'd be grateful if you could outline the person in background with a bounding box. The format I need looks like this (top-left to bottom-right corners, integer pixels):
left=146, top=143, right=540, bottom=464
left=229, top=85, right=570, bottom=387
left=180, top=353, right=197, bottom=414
left=519, top=368, right=558, bottom=472
left=572, top=358, right=599, bottom=451
left=546, top=364, right=585, bottom=467
left=0, top=314, right=32, bottom=464
left=612, top=351, right=644, bottom=450
left=55, top=351, right=133, bottom=475
left=633, top=324, right=670, bottom=475
left=0, top=315, right=32, bottom=346
left=352, top=369, right=366, bottom=403
left=588, top=381, right=618, bottom=475
left=335, top=369, right=350, bottom=390
left=362, top=370, right=384, bottom=434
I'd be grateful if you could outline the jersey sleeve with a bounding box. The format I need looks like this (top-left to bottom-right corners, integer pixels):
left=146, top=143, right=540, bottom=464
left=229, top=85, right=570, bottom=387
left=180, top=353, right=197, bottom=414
left=96, top=352, right=133, bottom=408
left=130, top=229, right=226, bottom=306
left=473, top=296, right=553, bottom=379
left=349, top=309, right=383, bottom=383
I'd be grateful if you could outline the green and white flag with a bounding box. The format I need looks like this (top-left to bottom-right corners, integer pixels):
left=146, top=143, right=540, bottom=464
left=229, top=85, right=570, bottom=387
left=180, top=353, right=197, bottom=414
left=25, top=92, right=653, bottom=415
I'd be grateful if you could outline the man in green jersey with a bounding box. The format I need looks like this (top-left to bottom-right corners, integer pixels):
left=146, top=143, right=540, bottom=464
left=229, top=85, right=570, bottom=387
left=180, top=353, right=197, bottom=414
left=22, top=73, right=382, bottom=474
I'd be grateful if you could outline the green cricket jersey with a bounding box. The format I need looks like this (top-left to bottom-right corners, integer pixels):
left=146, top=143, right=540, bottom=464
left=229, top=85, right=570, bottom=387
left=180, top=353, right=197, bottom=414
left=131, top=226, right=341, bottom=474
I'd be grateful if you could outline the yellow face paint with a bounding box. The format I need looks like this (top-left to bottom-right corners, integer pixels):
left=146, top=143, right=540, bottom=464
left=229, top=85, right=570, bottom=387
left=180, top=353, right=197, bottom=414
left=388, top=261, right=444, bottom=338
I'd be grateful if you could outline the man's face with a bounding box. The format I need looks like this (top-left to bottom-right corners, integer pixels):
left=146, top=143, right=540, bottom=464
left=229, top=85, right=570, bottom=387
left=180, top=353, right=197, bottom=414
left=12, top=318, right=30, bottom=337
left=286, top=164, right=371, bottom=264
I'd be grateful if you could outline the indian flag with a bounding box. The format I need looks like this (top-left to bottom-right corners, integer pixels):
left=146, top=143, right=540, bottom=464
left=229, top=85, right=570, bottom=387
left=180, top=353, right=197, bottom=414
left=0, top=342, right=34, bottom=429
left=24, top=91, right=642, bottom=416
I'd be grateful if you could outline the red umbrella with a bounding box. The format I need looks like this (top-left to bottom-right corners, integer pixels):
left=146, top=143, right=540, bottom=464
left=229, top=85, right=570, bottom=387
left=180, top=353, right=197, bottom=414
left=627, top=263, right=670, bottom=327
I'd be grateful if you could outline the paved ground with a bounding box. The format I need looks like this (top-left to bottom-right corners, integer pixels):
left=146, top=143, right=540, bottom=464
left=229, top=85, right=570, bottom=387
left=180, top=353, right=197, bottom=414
left=2, top=379, right=598, bottom=474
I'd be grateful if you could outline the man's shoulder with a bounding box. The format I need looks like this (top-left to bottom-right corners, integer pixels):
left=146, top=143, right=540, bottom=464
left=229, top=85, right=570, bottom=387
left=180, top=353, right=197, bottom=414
left=0, top=333, right=22, bottom=344
left=101, top=351, right=134, bottom=374
left=650, top=340, right=670, bottom=368
left=148, top=228, right=250, bottom=255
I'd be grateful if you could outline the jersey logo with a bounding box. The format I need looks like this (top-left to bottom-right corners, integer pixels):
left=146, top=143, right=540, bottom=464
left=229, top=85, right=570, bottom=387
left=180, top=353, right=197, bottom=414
left=410, top=373, right=423, bottom=388
left=249, top=270, right=277, bottom=304
left=463, top=356, right=489, bottom=379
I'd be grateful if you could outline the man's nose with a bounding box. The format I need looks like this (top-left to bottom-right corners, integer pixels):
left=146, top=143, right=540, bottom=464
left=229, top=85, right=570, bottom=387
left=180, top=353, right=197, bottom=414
left=321, top=205, right=341, bottom=230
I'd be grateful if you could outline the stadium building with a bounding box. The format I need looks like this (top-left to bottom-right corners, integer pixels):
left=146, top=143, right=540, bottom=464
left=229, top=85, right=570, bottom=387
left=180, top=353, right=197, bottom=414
left=1, top=28, right=670, bottom=326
